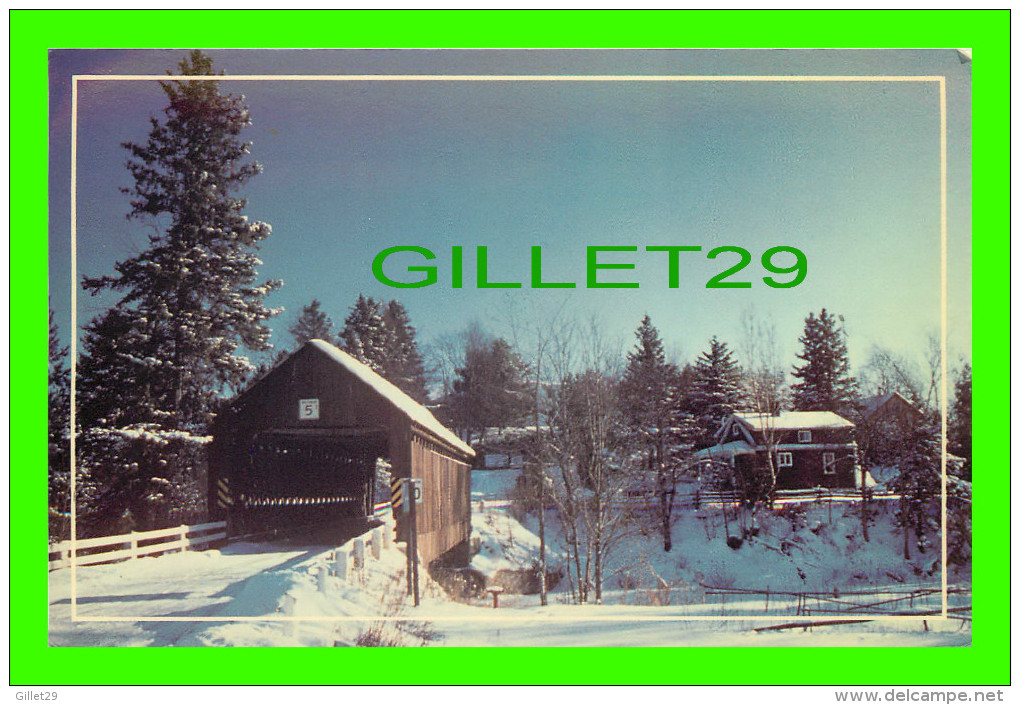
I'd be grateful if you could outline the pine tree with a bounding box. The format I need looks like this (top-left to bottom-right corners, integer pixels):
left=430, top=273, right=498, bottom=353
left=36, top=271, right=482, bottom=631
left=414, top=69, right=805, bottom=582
left=77, top=51, right=279, bottom=534
left=339, top=294, right=389, bottom=373
left=888, top=417, right=942, bottom=560
left=618, top=315, right=693, bottom=552
left=686, top=336, right=745, bottom=448
left=381, top=300, right=429, bottom=403
left=289, top=299, right=335, bottom=347
left=450, top=334, right=530, bottom=442
left=76, top=306, right=208, bottom=535
left=48, top=309, right=72, bottom=540
left=946, top=474, right=971, bottom=571
left=948, top=363, right=972, bottom=480
left=83, top=50, right=280, bottom=427
left=790, top=309, right=858, bottom=414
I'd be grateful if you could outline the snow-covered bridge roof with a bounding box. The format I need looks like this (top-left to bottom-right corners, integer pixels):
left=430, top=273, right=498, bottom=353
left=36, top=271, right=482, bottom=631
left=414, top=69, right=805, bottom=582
left=308, top=339, right=473, bottom=457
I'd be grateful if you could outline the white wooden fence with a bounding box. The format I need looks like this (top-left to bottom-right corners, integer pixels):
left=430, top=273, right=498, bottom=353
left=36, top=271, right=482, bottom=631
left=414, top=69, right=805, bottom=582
left=48, top=521, right=227, bottom=570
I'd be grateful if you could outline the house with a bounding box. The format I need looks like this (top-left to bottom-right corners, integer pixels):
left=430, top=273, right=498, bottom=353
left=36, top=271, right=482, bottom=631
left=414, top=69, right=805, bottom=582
left=861, top=391, right=924, bottom=427
left=695, top=410, right=859, bottom=490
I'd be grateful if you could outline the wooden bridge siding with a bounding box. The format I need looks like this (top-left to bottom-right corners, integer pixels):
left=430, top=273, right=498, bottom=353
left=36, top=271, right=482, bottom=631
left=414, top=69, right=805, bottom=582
left=407, top=430, right=472, bottom=566
left=231, top=345, right=395, bottom=434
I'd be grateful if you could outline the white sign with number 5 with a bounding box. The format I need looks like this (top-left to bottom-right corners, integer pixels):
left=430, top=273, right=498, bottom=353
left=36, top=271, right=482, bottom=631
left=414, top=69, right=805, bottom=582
left=299, top=398, right=320, bottom=420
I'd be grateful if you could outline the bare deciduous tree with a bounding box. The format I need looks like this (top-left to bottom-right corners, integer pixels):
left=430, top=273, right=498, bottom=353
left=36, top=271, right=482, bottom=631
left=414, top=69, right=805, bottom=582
left=740, top=309, right=786, bottom=511
left=859, top=345, right=925, bottom=404
left=502, top=294, right=572, bottom=606
left=540, top=315, right=634, bottom=604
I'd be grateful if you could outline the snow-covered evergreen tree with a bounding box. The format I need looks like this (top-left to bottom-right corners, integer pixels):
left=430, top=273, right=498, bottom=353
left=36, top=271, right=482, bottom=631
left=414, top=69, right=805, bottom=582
left=946, top=473, right=971, bottom=572
left=77, top=51, right=279, bottom=535
left=686, top=336, right=745, bottom=448
left=48, top=309, right=72, bottom=540
left=948, top=362, right=972, bottom=480
left=618, top=315, right=693, bottom=552
left=289, top=299, right=335, bottom=347
left=888, top=417, right=942, bottom=560
left=339, top=294, right=390, bottom=373
left=790, top=309, right=858, bottom=414
left=75, top=306, right=210, bottom=535
left=449, top=333, right=530, bottom=442
left=83, top=50, right=280, bottom=426
left=381, top=300, right=429, bottom=403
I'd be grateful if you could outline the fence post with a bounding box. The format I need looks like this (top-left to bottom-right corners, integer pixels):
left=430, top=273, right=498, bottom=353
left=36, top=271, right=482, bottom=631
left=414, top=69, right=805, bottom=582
left=130, top=532, right=139, bottom=560
left=180, top=524, right=189, bottom=553
left=353, top=539, right=365, bottom=569
left=371, top=529, right=382, bottom=560
left=317, top=565, right=330, bottom=594
left=334, top=549, right=348, bottom=581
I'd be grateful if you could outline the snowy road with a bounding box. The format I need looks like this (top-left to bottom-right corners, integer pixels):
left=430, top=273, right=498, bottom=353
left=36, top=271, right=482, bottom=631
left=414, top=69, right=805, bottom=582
left=48, top=541, right=331, bottom=646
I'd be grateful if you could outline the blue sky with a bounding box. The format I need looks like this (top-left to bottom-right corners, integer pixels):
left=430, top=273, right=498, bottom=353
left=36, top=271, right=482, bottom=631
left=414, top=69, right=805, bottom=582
left=49, top=49, right=971, bottom=377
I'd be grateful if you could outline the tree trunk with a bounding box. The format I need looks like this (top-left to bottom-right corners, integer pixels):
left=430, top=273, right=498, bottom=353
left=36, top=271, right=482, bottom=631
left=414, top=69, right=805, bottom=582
left=538, top=479, right=547, bottom=606
left=655, top=433, right=673, bottom=553
left=902, top=504, right=911, bottom=560
left=861, top=490, right=870, bottom=542
left=660, top=474, right=672, bottom=552
left=533, top=364, right=547, bottom=607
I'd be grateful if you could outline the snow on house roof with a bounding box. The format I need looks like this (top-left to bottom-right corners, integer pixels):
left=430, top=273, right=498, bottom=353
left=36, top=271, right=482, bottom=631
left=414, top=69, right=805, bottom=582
left=694, top=440, right=756, bottom=459
left=734, top=410, right=854, bottom=431
left=308, top=339, right=474, bottom=458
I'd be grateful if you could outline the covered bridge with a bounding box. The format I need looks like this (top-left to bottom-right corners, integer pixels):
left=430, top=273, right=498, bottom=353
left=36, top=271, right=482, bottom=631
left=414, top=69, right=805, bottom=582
left=208, top=339, right=475, bottom=567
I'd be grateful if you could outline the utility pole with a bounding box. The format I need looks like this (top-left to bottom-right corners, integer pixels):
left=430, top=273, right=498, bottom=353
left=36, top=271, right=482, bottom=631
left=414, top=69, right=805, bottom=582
left=410, top=481, right=420, bottom=607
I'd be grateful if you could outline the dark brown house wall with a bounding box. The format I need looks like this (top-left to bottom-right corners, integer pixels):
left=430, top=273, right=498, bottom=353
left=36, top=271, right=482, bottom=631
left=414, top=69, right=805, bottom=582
left=736, top=426, right=857, bottom=490
left=775, top=448, right=856, bottom=489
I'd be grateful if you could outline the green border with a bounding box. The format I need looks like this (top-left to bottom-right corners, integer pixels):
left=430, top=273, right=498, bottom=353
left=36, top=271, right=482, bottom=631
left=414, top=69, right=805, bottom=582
left=12, top=9, right=1008, bottom=686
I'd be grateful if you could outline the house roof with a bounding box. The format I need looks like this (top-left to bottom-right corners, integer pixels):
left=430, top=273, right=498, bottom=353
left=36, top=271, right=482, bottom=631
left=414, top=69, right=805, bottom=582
left=694, top=440, right=757, bottom=459
left=733, top=410, right=854, bottom=431
left=308, top=339, right=474, bottom=457
left=860, top=391, right=920, bottom=417
left=861, top=392, right=896, bottom=414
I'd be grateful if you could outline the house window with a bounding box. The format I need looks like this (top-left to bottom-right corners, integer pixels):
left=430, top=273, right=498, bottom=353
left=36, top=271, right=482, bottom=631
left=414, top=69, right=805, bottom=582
left=777, top=452, right=793, bottom=468
left=798, top=430, right=812, bottom=443
left=823, top=452, right=836, bottom=474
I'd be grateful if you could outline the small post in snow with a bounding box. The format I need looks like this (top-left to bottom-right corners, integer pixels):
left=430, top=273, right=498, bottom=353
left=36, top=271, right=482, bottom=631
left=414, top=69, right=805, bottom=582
left=129, top=531, right=139, bottom=560
left=382, top=525, right=391, bottom=550
left=487, top=586, right=504, bottom=608
left=371, top=529, right=382, bottom=560
left=334, top=549, right=348, bottom=581
left=353, top=539, right=365, bottom=570
left=317, top=565, right=330, bottom=594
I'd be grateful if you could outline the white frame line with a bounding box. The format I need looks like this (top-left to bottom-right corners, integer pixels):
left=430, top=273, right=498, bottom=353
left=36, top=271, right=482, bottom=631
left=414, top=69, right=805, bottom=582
left=68, top=72, right=950, bottom=624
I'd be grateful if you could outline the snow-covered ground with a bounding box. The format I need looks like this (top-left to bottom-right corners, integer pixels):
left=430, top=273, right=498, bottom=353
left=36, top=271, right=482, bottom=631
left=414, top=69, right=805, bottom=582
left=470, top=467, right=522, bottom=501
left=47, top=469, right=970, bottom=647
